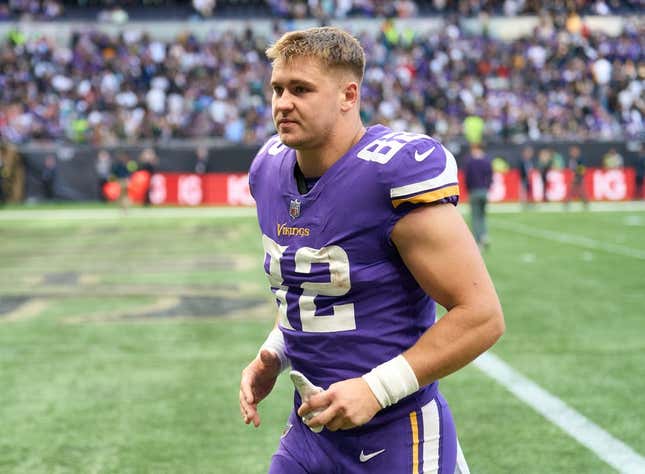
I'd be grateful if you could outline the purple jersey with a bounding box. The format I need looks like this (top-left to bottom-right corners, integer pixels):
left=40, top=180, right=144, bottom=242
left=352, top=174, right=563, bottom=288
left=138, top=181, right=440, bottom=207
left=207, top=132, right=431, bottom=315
left=249, top=124, right=460, bottom=427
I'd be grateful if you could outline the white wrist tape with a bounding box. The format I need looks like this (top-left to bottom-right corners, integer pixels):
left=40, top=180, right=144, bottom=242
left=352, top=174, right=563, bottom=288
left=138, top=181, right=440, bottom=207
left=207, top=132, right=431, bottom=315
left=362, top=355, right=420, bottom=408
left=259, top=328, right=290, bottom=372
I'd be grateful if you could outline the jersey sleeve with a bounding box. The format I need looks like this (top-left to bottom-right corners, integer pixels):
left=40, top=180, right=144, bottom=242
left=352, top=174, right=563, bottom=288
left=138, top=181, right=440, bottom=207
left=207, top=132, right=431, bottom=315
left=365, top=132, right=460, bottom=209
left=358, top=131, right=460, bottom=241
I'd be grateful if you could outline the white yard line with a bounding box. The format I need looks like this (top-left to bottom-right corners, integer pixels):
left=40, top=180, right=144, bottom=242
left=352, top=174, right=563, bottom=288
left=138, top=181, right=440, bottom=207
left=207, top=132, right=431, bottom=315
left=475, top=352, right=645, bottom=474
left=0, top=207, right=257, bottom=221
left=483, top=201, right=645, bottom=214
left=491, top=220, right=645, bottom=260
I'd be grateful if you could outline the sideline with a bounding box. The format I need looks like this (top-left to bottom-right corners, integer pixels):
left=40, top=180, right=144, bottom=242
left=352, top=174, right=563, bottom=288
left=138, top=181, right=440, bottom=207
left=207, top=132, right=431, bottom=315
left=1, top=201, right=644, bottom=221
left=490, top=220, right=645, bottom=260
left=482, top=201, right=645, bottom=214
left=475, top=352, right=645, bottom=474
left=0, top=207, right=257, bottom=221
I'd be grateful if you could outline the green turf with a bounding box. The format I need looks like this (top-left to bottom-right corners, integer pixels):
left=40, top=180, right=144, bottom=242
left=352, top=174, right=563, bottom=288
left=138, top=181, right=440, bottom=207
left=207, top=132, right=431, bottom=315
left=1, top=204, right=643, bottom=473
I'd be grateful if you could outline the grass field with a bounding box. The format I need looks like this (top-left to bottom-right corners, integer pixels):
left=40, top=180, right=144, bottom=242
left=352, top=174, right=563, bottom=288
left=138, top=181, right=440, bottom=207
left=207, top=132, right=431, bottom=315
left=1, top=202, right=644, bottom=473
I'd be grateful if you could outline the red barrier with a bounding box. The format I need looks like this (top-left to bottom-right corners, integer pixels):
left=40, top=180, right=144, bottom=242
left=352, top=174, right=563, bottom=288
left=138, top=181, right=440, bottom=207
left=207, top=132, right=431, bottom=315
left=106, top=168, right=637, bottom=205
left=103, top=170, right=151, bottom=203
left=460, top=168, right=635, bottom=203
left=147, top=173, right=253, bottom=206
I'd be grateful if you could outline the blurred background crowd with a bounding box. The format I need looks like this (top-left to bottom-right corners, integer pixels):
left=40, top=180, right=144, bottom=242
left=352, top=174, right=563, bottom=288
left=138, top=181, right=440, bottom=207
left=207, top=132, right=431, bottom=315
left=1, top=0, right=642, bottom=21
left=0, top=0, right=642, bottom=147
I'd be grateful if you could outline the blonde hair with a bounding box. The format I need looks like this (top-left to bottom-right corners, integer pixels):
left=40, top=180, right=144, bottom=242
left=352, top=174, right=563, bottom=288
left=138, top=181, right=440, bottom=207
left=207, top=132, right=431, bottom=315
left=266, top=27, right=365, bottom=83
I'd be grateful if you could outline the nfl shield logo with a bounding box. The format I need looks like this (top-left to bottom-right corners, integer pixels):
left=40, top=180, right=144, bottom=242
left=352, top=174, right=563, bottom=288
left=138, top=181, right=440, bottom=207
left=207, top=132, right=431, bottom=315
left=289, top=199, right=301, bottom=219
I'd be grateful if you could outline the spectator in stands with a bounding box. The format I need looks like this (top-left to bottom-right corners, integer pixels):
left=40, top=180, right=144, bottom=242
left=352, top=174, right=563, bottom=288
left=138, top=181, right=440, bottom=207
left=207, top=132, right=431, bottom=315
left=96, top=150, right=112, bottom=202
left=537, top=148, right=553, bottom=202
left=0, top=155, right=5, bottom=205
left=550, top=149, right=566, bottom=171
left=565, top=145, right=588, bottom=208
left=138, top=148, right=158, bottom=206
left=464, top=143, right=493, bottom=250
left=519, top=145, right=535, bottom=207
left=0, top=143, right=23, bottom=203
left=41, top=155, right=57, bottom=200
left=635, top=153, right=644, bottom=200
left=7, top=0, right=63, bottom=20
left=111, top=153, right=132, bottom=212
left=602, top=148, right=624, bottom=168
left=194, top=146, right=210, bottom=174
left=97, top=5, right=128, bottom=24
left=193, top=0, right=216, bottom=17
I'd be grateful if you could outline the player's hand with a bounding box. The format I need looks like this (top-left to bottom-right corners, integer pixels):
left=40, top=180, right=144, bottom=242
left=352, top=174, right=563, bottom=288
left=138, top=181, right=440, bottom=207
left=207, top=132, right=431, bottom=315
left=239, top=349, right=281, bottom=428
left=297, top=377, right=381, bottom=431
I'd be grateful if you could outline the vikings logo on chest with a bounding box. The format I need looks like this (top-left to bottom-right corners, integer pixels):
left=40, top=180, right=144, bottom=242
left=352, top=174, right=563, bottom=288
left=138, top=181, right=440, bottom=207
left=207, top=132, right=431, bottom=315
left=289, top=199, right=301, bottom=219
left=277, top=199, right=309, bottom=237
left=277, top=222, right=310, bottom=237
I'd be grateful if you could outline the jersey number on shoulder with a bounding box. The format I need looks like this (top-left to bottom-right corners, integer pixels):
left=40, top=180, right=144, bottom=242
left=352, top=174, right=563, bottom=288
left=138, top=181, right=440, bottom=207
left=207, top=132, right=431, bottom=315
left=262, top=235, right=355, bottom=333
left=357, top=131, right=430, bottom=164
left=260, top=136, right=287, bottom=156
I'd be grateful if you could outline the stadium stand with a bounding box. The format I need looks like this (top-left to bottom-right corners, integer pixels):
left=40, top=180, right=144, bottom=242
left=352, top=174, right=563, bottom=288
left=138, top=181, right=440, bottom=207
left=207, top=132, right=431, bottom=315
left=0, top=7, right=642, bottom=146
left=1, top=0, right=642, bottom=21
left=0, top=1, right=642, bottom=204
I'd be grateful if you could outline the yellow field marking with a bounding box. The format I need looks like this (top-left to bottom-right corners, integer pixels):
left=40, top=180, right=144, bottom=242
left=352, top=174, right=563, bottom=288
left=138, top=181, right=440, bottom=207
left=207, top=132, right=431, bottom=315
left=22, top=275, right=44, bottom=286
left=63, top=296, right=180, bottom=323
left=79, top=274, right=100, bottom=285
left=2, top=298, right=49, bottom=322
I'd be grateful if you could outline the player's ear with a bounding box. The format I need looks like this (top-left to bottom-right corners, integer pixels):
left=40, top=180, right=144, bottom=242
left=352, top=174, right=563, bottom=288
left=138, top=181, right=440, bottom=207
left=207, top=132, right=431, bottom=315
left=340, top=81, right=359, bottom=112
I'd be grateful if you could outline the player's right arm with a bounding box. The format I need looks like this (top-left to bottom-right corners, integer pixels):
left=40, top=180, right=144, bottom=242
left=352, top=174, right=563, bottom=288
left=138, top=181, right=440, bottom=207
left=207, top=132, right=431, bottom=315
left=239, top=315, right=287, bottom=427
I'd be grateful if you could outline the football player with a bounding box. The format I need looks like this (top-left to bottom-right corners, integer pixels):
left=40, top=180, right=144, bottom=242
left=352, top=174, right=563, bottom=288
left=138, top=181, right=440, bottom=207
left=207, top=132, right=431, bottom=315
left=239, top=26, right=504, bottom=474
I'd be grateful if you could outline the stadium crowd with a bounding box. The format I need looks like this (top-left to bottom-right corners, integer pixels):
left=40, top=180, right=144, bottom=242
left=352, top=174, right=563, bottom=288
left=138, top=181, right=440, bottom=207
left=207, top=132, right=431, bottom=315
left=0, top=10, right=642, bottom=145
left=2, top=0, right=641, bottom=21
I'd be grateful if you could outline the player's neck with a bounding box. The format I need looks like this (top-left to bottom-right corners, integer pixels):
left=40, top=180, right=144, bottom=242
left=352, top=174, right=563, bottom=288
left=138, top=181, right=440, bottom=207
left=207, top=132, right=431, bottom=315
left=296, top=123, right=366, bottom=177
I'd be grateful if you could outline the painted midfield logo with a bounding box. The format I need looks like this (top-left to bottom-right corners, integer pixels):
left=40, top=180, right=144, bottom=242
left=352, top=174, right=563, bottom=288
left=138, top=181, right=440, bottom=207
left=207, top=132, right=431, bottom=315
left=289, top=199, right=301, bottom=219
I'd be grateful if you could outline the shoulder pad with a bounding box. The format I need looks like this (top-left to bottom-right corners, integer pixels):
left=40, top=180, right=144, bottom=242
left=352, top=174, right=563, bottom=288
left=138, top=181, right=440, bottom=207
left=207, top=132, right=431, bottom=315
left=355, top=131, right=459, bottom=208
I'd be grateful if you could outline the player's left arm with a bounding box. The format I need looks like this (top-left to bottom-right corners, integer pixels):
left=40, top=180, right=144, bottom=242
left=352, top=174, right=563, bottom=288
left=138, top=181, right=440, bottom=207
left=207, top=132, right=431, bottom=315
left=391, top=203, right=505, bottom=386
left=299, top=202, right=504, bottom=431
